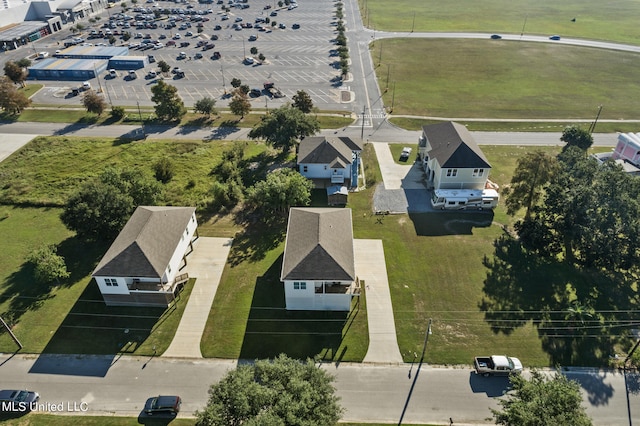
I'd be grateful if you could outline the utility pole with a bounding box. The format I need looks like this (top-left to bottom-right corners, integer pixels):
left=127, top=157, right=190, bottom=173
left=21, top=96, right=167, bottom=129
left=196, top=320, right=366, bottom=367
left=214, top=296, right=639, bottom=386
left=588, top=105, right=603, bottom=134
left=520, top=14, right=528, bottom=38
left=385, top=63, right=390, bottom=92
left=411, top=12, right=416, bottom=33
left=360, top=106, right=366, bottom=141
left=398, top=318, right=432, bottom=425
left=137, top=101, right=145, bottom=138
left=391, top=81, right=396, bottom=113
left=0, top=316, right=22, bottom=350
left=220, top=63, right=226, bottom=94
left=378, top=41, right=382, bottom=67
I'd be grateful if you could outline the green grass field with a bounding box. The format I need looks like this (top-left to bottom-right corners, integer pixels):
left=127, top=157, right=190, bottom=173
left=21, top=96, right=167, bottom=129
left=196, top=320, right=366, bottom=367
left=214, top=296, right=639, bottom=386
left=361, top=0, right=640, bottom=45
left=374, top=39, right=640, bottom=120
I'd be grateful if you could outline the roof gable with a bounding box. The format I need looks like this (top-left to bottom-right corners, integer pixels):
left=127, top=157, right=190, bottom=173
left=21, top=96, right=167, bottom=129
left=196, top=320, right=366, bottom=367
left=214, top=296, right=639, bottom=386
left=297, top=136, right=360, bottom=165
left=93, top=206, right=196, bottom=279
left=422, top=122, right=491, bottom=169
left=281, top=208, right=355, bottom=281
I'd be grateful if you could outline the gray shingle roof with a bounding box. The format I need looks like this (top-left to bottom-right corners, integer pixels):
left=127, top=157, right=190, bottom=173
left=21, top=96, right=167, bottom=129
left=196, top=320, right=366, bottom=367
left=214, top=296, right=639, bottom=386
left=92, top=206, right=196, bottom=279
left=280, top=208, right=355, bottom=281
left=422, top=122, right=491, bottom=169
left=297, top=136, right=362, bottom=166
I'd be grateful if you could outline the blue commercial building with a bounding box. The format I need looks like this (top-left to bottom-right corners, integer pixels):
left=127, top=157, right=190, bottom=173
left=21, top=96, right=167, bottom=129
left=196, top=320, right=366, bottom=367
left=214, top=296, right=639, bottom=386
left=54, top=45, right=129, bottom=59
left=108, top=55, right=148, bottom=70
left=28, top=58, right=108, bottom=80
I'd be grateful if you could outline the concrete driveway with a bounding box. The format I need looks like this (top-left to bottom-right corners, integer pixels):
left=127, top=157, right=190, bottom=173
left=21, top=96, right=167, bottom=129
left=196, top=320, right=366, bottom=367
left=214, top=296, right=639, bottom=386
left=372, top=142, right=430, bottom=213
left=163, top=237, right=233, bottom=358
left=354, top=239, right=403, bottom=364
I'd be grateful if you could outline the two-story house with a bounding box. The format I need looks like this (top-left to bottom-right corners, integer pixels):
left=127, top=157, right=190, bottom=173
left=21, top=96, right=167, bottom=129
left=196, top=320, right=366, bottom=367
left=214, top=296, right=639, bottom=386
left=418, top=121, right=499, bottom=209
left=297, top=136, right=362, bottom=189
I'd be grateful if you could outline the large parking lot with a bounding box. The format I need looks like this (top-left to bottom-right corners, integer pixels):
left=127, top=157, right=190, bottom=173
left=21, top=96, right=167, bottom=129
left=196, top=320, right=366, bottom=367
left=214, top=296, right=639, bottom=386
left=13, top=0, right=350, bottom=109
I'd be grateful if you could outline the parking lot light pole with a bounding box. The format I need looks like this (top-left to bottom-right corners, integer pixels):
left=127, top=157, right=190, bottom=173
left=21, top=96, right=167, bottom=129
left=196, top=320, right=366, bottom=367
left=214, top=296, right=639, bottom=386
left=360, top=106, right=366, bottom=140
left=220, top=63, right=226, bottom=94
left=137, top=101, right=145, bottom=138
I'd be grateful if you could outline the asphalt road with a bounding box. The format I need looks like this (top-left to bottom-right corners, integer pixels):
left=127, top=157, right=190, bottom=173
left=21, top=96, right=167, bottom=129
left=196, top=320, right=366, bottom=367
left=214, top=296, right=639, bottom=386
left=0, top=353, right=638, bottom=425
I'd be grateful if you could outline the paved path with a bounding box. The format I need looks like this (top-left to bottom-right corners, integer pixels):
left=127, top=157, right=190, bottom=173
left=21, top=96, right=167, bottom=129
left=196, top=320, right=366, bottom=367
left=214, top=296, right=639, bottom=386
left=163, top=237, right=233, bottom=358
left=354, top=239, right=403, bottom=364
left=0, top=133, right=39, bottom=163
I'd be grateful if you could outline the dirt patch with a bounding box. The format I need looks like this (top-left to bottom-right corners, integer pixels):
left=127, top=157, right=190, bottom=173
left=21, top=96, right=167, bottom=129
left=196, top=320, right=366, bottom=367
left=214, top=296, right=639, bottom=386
left=340, top=90, right=352, bottom=102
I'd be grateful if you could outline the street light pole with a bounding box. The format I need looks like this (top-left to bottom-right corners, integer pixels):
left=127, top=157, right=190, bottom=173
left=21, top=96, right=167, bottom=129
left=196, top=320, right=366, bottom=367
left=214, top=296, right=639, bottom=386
left=137, top=101, right=145, bottom=138
left=411, top=12, right=416, bottom=33
left=385, top=63, right=390, bottom=92
left=360, top=106, right=366, bottom=140
left=220, top=63, right=226, bottom=94
left=391, top=81, right=396, bottom=112
left=398, top=318, right=432, bottom=426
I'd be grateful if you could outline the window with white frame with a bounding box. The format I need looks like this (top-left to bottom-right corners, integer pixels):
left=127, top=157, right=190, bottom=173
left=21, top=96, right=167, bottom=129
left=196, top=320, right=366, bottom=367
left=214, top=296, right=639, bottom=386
left=472, top=168, right=485, bottom=177
left=446, top=168, right=458, bottom=177
left=293, top=282, right=306, bottom=290
left=105, top=278, right=118, bottom=286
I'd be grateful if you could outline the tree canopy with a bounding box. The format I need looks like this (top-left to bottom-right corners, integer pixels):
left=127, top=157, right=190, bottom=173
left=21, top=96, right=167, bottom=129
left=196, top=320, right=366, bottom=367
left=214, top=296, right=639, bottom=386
left=0, top=77, right=31, bottom=115
left=60, top=167, right=162, bottom=240
left=492, top=371, right=592, bottom=426
left=228, top=90, right=251, bottom=119
left=292, top=90, right=314, bottom=113
left=248, top=105, right=320, bottom=152
left=27, top=244, right=70, bottom=284
left=150, top=79, right=187, bottom=122
left=3, top=61, right=26, bottom=87
left=195, top=354, right=343, bottom=426
left=194, top=96, right=217, bottom=117
left=503, top=151, right=558, bottom=219
left=246, top=168, right=313, bottom=217
left=82, top=90, right=107, bottom=116
left=560, top=125, right=594, bottom=151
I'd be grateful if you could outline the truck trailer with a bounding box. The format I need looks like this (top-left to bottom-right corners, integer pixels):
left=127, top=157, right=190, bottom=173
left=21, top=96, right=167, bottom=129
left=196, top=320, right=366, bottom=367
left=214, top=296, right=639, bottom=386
left=431, top=188, right=499, bottom=210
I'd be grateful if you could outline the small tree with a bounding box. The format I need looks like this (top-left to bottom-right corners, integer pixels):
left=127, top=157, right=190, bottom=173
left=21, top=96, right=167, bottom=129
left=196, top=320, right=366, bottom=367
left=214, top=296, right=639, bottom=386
left=239, top=84, right=250, bottom=95
left=150, top=79, right=187, bottom=122
left=228, top=90, right=251, bottom=119
left=108, top=35, right=116, bottom=45
left=82, top=90, right=107, bottom=116
left=246, top=169, right=314, bottom=217
left=230, top=77, right=242, bottom=88
left=258, top=53, right=266, bottom=62
left=16, top=58, right=31, bottom=68
left=248, top=105, right=320, bottom=152
left=561, top=125, right=594, bottom=152
left=27, top=245, right=70, bottom=285
left=122, top=32, right=131, bottom=42
left=110, top=106, right=126, bottom=120
left=250, top=46, right=258, bottom=55
left=153, top=157, right=174, bottom=183
left=292, top=90, right=314, bottom=113
left=492, top=371, right=592, bottom=426
left=158, top=60, right=171, bottom=74
left=195, top=354, right=342, bottom=426
left=0, top=77, right=31, bottom=115
left=4, top=61, right=27, bottom=87
left=194, top=96, right=217, bottom=117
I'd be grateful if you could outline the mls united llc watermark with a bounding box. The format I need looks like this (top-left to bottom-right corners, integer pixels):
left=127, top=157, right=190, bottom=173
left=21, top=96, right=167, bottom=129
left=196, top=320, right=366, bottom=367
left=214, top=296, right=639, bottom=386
left=2, top=400, right=89, bottom=413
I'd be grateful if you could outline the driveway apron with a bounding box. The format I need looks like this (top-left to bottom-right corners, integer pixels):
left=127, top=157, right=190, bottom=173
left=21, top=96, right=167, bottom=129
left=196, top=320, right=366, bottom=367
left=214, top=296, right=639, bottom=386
left=163, top=237, right=233, bottom=358
left=354, top=239, right=403, bottom=363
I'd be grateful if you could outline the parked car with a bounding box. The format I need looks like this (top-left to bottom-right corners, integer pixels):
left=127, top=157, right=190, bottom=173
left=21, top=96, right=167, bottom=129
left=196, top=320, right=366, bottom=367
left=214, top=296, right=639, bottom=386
left=211, top=51, right=221, bottom=59
left=214, top=24, right=222, bottom=30
left=244, top=56, right=254, bottom=64
left=0, top=390, right=40, bottom=412
left=146, top=70, right=157, bottom=78
left=292, top=23, right=300, bottom=29
left=128, top=70, right=137, bottom=79
left=178, top=51, right=187, bottom=59
left=399, top=147, right=412, bottom=161
left=474, top=355, right=523, bottom=377
left=109, top=69, right=118, bottom=78
left=194, top=52, right=203, bottom=59
left=248, top=34, right=258, bottom=41
left=144, top=395, right=181, bottom=416
left=250, top=88, right=262, bottom=97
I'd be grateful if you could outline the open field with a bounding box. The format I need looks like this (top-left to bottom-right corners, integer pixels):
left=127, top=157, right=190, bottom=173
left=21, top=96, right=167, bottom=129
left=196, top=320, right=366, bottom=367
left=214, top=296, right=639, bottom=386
left=361, top=0, right=640, bottom=45
left=375, top=39, right=640, bottom=120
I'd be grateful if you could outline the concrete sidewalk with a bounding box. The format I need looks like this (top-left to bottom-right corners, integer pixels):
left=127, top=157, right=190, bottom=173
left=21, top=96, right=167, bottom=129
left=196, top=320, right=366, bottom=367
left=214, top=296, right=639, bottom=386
left=163, top=237, right=233, bottom=358
left=0, top=134, right=39, bottom=163
left=354, top=239, right=403, bottom=364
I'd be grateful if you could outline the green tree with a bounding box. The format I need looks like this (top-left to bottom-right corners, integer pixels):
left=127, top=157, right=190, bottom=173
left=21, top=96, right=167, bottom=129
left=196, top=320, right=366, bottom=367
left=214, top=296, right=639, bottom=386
left=248, top=105, right=320, bottom=152
left=157, top=60, right=171, bottom=74
left=492, top=370, right=592, bottom=426
left=194, top=96, right=217, bottom=117
left=4, top=61, right=26, bottom=87
left=246, top=168, right=313, bottom=216
left=249, top=46, right=258, bottom=55
left=150, top=79, right=187, bottom=122
left=228, top=90, right=251, bottom=119
left=108, top=35, right=116, bottom=45
left=195, top=354, right=342, bottom=426
left=258, top=53, right=266, bottom=62
left=0, top=77, right=31, bottom=115
left=27, top=244, right=70, bottom=284
left=561, top=125, right=594, bottom=151
left=122, top=32, right=131, bottom=42
left=153, top=157, right=174, bottom=183
left=82, top=89, right=107, bottom=116
left=292, top=89, right=314, bottom=113
left=61, top=167, right=162, bottom=240
left=503, top=151, right=558, bottom=219
left=16, top=58, right=31, bottom=68
left=230, top=77, right=242, bottom=88
left=110, top=106, right=126, bottom=120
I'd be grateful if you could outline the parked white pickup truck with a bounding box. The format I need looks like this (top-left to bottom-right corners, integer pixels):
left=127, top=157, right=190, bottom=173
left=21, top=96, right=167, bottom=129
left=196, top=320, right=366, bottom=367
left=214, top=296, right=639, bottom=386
left=474, top=355, right=523, bottom=376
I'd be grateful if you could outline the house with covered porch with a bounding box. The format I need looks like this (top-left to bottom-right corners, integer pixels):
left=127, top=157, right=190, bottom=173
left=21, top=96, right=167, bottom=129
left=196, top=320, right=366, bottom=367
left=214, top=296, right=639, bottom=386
left=280, top=207, right=360, bottom=311
left=297, top=136, right=362, bottom=189
left=92, top=206, right=198, bottom=307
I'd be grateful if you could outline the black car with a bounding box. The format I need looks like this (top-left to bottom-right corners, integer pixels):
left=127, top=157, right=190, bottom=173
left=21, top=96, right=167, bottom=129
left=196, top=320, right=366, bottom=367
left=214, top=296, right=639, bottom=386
left=0, top=390, right=40, bottom=412
left=490, top=34, right=502, bottom=39
left=144, top=395, right=181, bottom=416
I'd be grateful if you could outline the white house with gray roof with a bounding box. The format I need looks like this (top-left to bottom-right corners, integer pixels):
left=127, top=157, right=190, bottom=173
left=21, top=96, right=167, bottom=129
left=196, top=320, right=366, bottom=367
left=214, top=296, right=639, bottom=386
left=92, top=206, right=198, bottom=307
left=280, top=208, right=360, bottom=311
left=419, top=121, right=493, bottom=191
left=297, top=136, right=362, bottom=189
